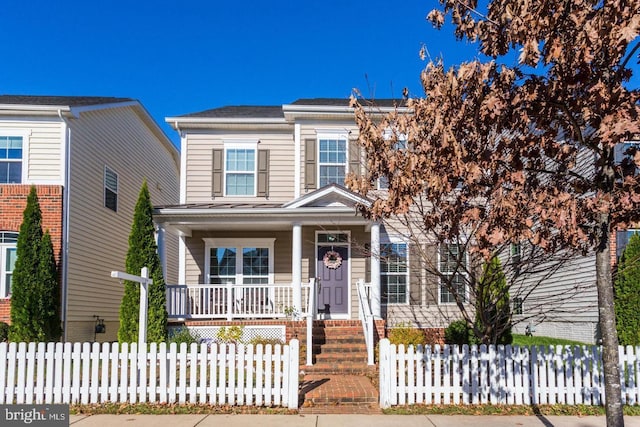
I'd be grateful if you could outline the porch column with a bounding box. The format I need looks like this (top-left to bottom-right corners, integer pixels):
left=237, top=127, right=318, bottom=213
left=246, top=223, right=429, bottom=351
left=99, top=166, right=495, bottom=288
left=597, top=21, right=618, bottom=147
left=156, top=223, right=167, bottom=279
left=292, top=222, right=302, bottom=311
left=370, top=222, right=382, bottom=318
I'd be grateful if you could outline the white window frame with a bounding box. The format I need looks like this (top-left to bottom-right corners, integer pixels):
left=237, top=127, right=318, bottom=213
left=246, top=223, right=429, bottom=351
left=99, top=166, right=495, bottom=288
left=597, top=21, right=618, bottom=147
left=104, top=166, right=118, bottom=212
left=380, top=239, right=409, bottom=305
left=0, top=131, right=30, bottom=184
left=203, top=238, right=275, bottom=285
left=0, top=231, right=18, bottom=298
left=223, top=141, right=258, bottom=197
left=317, top=131, right=349, bottom=187
left=438, top=242, right=469, bottom=305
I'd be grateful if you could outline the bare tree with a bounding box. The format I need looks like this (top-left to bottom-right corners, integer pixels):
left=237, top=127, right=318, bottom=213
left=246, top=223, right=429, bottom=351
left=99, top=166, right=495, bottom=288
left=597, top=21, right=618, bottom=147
left=348, top=1, right=639, bottom=424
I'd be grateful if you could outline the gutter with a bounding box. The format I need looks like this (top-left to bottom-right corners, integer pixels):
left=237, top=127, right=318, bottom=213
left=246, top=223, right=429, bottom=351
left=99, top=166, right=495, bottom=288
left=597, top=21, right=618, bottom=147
left=58, top=109, right=71, bottom=341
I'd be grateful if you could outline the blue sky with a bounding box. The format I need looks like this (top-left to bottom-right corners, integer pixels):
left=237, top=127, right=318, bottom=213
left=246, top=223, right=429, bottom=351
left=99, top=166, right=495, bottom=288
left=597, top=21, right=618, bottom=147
left=1, top=1, right=637, bottom=147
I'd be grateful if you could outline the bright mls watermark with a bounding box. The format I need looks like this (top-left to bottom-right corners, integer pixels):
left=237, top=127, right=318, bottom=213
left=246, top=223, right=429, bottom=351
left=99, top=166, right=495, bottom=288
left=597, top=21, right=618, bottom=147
left=1, top=405, right=68, bottom=426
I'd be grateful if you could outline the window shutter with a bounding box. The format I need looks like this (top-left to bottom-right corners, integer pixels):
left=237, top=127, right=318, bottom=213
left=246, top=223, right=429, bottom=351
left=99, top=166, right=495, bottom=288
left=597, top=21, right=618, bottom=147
left=423, top=244, right=439, bottom=305
left=304, top=138, right=316, bottom=190
left=409, top=243, right=423, bottom=305
left=212, top=149, right=223, bottom=197
left=257, top=149, right=270, bottom=197
left=349, top=138, right=361, bottom=177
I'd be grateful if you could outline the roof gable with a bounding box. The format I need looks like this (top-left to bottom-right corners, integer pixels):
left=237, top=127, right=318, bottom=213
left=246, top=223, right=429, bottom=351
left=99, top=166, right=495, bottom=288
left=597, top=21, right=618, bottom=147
left=283, top=184, right=371, bottom=209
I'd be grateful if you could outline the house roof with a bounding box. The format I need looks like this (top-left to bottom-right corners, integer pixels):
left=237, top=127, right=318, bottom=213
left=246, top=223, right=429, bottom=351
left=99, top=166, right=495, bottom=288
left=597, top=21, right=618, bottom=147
left=170, top=98, right=408, bottom=121
left=290, top=98, right=406, bottom=107
left=0, top=95, right=134, bottom=107
left=177, top=105, right=284, bottom=119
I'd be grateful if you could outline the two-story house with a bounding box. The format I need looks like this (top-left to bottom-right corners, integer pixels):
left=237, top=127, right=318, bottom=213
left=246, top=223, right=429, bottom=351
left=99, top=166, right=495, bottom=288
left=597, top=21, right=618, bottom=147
left=155, top=98, right=466, bottom=348
left=0, top=95, right=180, bottom=342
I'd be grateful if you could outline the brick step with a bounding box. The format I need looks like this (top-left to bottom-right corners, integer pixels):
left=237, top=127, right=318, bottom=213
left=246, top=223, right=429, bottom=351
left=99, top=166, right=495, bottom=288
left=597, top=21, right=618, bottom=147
left=302, top=362, right=375, bottom=375
left=312, top=343, right=366, bottom=352
left=299, top=374, right=380, bottom=413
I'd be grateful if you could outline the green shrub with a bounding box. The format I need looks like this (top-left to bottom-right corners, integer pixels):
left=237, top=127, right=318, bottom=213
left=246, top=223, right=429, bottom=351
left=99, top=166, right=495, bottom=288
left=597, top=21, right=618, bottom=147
left=615, top=233, right=640, bottom=346
left=0, top=322, right=8, bottom=342
left=444, top=320, right=478, bottom=345
left=168, top=327, right=200, bottom=345
left=387, top=323, right=427, bottom=347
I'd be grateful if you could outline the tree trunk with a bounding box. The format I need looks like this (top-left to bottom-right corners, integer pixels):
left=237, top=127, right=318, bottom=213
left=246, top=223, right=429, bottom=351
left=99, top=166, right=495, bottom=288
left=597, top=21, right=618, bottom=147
left=596, top=222, right=624, bottom=427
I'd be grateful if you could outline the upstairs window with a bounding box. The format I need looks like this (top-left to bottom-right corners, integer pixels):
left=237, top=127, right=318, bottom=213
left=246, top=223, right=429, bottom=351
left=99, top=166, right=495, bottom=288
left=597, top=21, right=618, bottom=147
left=0, top=231, right=18, bottom=298
left=0, top=136, right=23, bottom=184
left=318, top=137, right=347, bottom=187
left=439, top=243, right=468, bottom=304
left=225, top=146, right=256, bottom=196
left=104, top=166, right=118, bottom=212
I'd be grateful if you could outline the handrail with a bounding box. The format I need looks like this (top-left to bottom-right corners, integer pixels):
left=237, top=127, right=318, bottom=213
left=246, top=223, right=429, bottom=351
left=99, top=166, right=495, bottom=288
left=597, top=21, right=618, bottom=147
left=305, top=278, right=316, bottom=366
left=356, top=279, right=375, bottom=365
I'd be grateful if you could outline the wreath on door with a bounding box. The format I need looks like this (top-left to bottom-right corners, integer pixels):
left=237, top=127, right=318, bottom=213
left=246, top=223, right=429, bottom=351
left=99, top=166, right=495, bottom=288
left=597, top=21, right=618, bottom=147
left=323, top=249, right=343, bottom=269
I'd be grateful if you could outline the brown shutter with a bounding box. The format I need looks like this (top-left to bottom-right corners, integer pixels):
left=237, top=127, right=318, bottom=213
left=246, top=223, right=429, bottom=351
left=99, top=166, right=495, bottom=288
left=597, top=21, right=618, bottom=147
left=423, top=244, right=439, bottom=305
left=409, top=243, right=423, bottom=305
left=257, top=149, right=269, bottom=197
left=212, top=149, right=223, bottom=197
left=304, top=138, right=316, bottom=190
left=349, top=138, right=360, bottom=177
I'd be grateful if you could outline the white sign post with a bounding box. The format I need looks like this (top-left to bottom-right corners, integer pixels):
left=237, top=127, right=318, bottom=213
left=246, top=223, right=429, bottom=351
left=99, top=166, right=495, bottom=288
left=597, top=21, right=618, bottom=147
left=111, top=267, right=153, bottom=346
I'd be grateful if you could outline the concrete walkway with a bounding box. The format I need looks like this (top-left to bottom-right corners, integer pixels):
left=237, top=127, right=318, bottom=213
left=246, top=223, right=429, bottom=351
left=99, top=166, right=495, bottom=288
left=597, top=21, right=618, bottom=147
left=70, top=414, right=640, bottom=427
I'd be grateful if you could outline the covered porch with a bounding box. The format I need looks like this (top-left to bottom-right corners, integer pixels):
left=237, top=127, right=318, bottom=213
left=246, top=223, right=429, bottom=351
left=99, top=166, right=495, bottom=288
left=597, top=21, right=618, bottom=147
left=155, top=185, right=384, bottom=323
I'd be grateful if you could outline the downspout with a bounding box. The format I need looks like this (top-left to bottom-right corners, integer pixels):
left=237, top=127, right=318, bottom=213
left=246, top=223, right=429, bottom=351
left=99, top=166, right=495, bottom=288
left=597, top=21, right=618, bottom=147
left=58, top=109, right=71, bottom=341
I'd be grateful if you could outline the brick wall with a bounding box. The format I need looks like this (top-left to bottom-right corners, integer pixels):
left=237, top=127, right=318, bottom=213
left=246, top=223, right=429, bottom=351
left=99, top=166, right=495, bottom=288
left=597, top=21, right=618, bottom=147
left=0, top=185, right=64, bottom=324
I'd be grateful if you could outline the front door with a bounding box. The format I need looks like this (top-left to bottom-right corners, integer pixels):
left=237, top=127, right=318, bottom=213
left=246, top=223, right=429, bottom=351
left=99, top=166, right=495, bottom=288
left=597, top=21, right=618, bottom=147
left=317, top=244, right=349, bottom=317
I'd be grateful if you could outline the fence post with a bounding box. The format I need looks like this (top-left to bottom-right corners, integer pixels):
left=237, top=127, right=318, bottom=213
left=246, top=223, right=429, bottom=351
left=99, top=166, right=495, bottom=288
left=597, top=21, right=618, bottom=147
left=288, top=339, right=299, bottom=409
left=226, top=281, right=233, bottom=321
left=379, top=338, right=391, bottom=408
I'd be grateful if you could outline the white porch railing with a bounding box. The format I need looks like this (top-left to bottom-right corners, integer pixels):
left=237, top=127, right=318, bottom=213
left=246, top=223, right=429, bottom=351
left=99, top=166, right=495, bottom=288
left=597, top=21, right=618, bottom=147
left=166, top=281, right=313, bottom=321
left=356, top=279, right=375, bottom=366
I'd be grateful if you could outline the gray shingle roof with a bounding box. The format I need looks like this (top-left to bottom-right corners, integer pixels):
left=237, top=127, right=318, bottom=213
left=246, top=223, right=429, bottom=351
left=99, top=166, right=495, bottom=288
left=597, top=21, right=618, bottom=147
left=178, top=105, right=284, bottom=119
left=0, top=95, right=134, bottom=107
left=176, top=98, right=407, bottom=119
left=290, top=97, right=406, bottom=107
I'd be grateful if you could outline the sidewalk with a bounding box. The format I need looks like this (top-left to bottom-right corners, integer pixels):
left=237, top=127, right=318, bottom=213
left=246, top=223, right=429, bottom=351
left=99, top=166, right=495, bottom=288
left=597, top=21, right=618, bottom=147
left=69, top=414, right=640, bottom=427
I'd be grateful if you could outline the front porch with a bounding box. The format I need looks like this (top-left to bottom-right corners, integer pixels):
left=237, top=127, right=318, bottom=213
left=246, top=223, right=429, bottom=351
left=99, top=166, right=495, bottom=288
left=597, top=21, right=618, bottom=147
left=165, top=279, right=381, bottom=367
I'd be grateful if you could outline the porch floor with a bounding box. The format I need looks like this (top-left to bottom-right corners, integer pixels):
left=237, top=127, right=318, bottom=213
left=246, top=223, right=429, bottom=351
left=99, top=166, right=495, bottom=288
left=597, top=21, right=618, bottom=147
left=299, top=375, right=381, bottom=414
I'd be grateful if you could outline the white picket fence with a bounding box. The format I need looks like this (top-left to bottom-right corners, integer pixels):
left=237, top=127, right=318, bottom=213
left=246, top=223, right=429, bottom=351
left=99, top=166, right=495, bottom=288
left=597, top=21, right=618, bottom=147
left=379, top=339, right=640, bottom=408
left=0, top=340, right=299, bottom=408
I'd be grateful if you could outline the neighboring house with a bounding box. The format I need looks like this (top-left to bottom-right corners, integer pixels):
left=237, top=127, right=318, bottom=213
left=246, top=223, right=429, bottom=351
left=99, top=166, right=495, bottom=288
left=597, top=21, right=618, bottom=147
left=0, top=95, right=180, bottom=342
left=155, top=98, right=468, bottom=345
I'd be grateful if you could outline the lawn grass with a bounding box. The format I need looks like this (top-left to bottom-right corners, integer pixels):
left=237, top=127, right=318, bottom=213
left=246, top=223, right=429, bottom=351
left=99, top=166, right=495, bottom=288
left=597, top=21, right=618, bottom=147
left=511, top=334, right=588, bottom=347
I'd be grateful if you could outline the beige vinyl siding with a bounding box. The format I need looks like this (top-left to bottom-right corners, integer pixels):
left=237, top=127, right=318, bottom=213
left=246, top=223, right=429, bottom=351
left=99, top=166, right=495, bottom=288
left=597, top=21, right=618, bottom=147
left=184, top=130, right=294, bottom=204
left=0, top=118, right=64, bottom=184
left=64, top=106, right=179, bottom=335
left=512, top=250, right=598, bottom=323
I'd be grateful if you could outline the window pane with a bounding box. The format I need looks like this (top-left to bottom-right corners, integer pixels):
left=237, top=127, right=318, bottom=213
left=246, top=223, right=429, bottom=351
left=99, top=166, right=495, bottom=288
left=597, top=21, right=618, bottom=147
left=440, top=273, right=466, bottom=303
left=226, top=149, right=254, bottom=172
left=440, top=244, right=466, bottom=273
left=210, top=247, right=236, bottom=282
left=243, top=247, right=269, bottom=276
left=226, top=173, right=255, bottom=195
left=319, top=165, right=345, bottom=187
